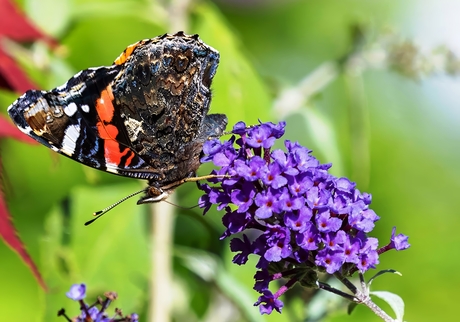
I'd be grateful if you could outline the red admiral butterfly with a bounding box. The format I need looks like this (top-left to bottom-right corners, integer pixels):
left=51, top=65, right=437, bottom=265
left=8, top=32, right=227, bottom=222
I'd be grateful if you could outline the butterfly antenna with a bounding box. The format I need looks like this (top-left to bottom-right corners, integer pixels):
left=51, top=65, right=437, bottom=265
left=84, top=188, right=146, bottom=226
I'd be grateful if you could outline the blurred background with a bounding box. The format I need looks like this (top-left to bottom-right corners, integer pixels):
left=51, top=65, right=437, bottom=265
left=0, top=0, right=459, bottom=321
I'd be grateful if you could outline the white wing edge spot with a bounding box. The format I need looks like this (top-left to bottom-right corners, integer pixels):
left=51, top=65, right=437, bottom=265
left=64, top=102, right=78, bottom=117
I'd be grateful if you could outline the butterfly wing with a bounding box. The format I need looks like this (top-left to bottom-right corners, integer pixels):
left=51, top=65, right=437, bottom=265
left=8, top=32, right=227, bottom=194
left=7, top=65, right=154, bottom=178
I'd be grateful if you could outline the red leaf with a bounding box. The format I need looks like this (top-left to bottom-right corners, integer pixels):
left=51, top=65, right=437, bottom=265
left=0, top=114, right=43, bottom=289
left=0, top=185, right=47, bottom=290
left=0, top=0, right=56, bottom=92
left=0, top=0, right=57, bottom=290
left=0, top=0, right=54, bottom=291
left=0, top=0, right=55, bottom=44
left=0, top=42, right=39, bottom=92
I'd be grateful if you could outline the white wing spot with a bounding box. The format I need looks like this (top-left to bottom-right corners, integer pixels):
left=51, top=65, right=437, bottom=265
left=81, top=104, right=90, bottom=113
left=124, top=118, right=144, bottom=141
left=64, top=102, right=78, bottom=117
left=61, top=123, right=81, bottom=156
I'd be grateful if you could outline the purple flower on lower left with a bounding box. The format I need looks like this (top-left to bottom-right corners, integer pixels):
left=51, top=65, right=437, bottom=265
left=66, top=283, right=86, bottom=301
left=58, top=283, right=138, bottom=322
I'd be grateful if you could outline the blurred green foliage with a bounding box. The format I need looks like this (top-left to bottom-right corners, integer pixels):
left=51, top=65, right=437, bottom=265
left=1, top=0, right=460, bottom=321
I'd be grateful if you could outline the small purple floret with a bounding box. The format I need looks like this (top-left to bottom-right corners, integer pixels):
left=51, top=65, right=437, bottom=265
left=66, top=283, right=86, bottom=301
left=390, top=227, right=411, bottom=250
left=254, top=290, right=283, bottom=314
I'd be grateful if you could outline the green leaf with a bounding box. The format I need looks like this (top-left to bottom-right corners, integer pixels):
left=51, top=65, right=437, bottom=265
left=368, top=269, right=402, bottom=286
left=70, top=0, right=167, bottom=27
left=192, top=3, right=273, bottom=125
left=62, top=18, right=165, bottom=71
left=177, top=247, right=265, bottom=322
left=347, top=301, right=358, bottom=315
left=0, top=239, right=45, bottom=321
left=24, top=0, right=72, bottom=36
left=289, top=108, right=345, bottom=175
left=305, top=278, right=346, bottom=321
left=40, top=183, right=149, bottom=320
left=370, top=291, right=405, bottom=322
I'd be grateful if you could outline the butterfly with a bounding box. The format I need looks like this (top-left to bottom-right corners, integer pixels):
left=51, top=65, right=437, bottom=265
left=7, top=31, right=227, bottom=223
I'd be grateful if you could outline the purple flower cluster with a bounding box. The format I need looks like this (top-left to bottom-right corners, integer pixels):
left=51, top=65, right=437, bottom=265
left=199, top=121, right=410, bottom=315
left=58, top=283, right=138, bottom=322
